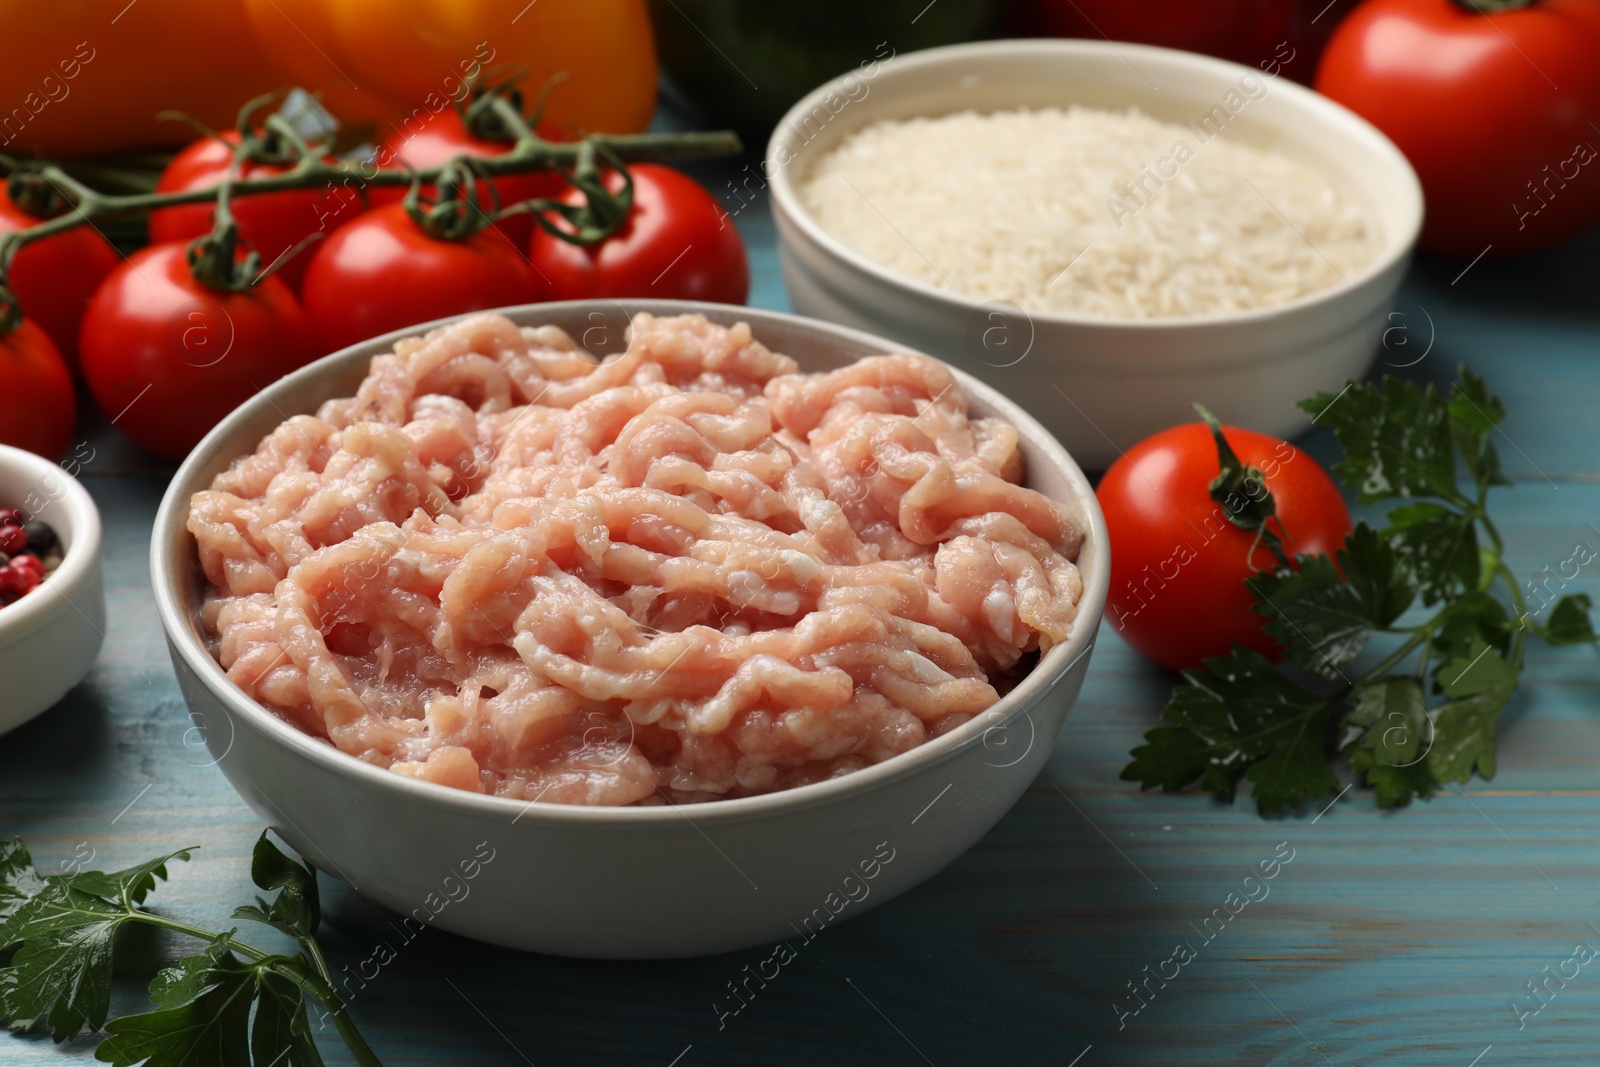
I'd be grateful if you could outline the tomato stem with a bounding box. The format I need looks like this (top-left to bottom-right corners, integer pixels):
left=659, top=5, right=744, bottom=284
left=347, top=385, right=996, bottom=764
left=183, top=140, right=272, bottom=294
left=403, top=156, right=501, bottom=241
left=1194, top=403, right=1294, bottom=571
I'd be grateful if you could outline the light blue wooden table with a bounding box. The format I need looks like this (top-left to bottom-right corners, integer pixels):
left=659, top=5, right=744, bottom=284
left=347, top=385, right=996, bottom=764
left=3, top=114, right=1598, bottom=1067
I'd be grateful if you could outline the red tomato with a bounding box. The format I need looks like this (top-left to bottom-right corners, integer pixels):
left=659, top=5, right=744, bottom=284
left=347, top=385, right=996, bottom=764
left=1096, top=422, right=1352, bottom=671
left=528, top=164, right=749, bottom=304
left=366, top=108, right=567, bottom=249
left=0, top=188, right=120, bottom=365
left=148, top=131, right=359, bottom=290
left=1316, top=0, right=1600, bottom=257
left=0, top=318, right=75, bottom=460
left=79, top=243, right=314, bottom=461
left=1007, top=0, right=1296, bottom=70
left=299, top=201, right=538, bottom=353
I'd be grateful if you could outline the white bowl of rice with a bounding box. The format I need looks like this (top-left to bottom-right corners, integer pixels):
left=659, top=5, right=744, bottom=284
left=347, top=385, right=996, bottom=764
left=767, top=39, right=1423, bottom=469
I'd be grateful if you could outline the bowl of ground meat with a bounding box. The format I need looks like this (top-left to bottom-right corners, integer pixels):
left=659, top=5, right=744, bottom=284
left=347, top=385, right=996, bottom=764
left=152, top=301, right=1108, bottom=958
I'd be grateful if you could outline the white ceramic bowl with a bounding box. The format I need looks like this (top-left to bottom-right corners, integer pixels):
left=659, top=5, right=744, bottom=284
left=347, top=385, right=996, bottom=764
left=768, top=39, right=1423, bottom=470
left=0, top=444, right=104, bottom=736
left=151, top=300, right=1109, bottom=959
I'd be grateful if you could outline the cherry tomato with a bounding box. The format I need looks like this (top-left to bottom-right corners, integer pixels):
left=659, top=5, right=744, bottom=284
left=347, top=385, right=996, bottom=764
left=1096, top=421, right=1352, bottom=671
left=299, top=201, right=538, bottom=353
left=528, top=164, right=748, bottom=304
left=0, top=188, right=120, bottom=365
left=148, top=131, right=359, bottom=291
left=1007, top=0, right=1295, bottom=70
left=79, top=243, right=314, bottom=461
left=1316, top=0, right=1600, bottom=257
left=0, top=318, right=75, bottom=460
left=367, top=108, right=567, bottom=249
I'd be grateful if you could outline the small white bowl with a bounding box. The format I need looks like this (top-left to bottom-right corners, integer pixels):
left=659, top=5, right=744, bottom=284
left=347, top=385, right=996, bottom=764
left=768, top=39, right=1423, bottom=469
left=151, top=300, right=1109, bottom=958
left=0, top=444, right=104, bottom=736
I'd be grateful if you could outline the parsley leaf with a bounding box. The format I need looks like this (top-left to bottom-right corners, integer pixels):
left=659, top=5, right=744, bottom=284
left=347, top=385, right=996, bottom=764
left=1545, top=594, right=1598, bottom=647
left=1344, top=679, right=1436, bottom=807
left=1248, top=524, right=1414, bottom=679
left=1247, top=732, right=1340, bottom=816
left=1121, top=647, right=1330, bottom=807
left=0, top=834, right=381, bottom=1067
left=1426, top=639, right=1518, bottom=785
left=1339, top=522, right=1419, bottom=627
left=70, top=850, right=194, bottom=909
left=1431, top=591, right=1514, bottom=663
left=1447, top=367, right=1509, bottom=495
left=1248, top=556, right=1369, bottom=679
left=96, top=936, right=257, bottom=1067
left=0, top=840, right=45, bottom=930
left=252, top=967, right=327, bottom=1067
left=1350, top=747, right=1436, bottom=810
left=1298, top=376, right=1457, bottom=504
left=1385, top=502, right=1480, bottom=606
left=0, top=850, right=190, bottom=1041
left=242, top=832, right=320, bottom=941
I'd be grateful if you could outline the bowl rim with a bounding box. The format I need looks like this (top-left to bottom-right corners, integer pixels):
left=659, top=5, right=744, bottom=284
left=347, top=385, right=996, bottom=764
left=0, top=443, right=102, bottom=651
left=151, top=299, right=1110, bottom=828
left=765, top=37, right=1424, bottom=336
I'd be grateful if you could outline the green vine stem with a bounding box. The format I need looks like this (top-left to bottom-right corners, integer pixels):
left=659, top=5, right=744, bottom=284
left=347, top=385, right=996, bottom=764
left=0, top=92, right=739, bottom=330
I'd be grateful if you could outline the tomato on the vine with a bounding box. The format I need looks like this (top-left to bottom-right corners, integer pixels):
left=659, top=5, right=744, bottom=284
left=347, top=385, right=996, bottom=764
left=1316, top=0, right=1600, bottom=257
left=367, top=107, right=567, bottom=249
left=528, top=163, right=748, bottom=304
left=0, top=188, right=120, bottom=365
left=79, top=243, right=314, bottom=461
left=0, top=318, right=75, bottom=460
left=1096, top=420, right=1352, bottom=671
left=148, top=131, right=358, bottom=290
left=299, top=201, right=538, bottom=353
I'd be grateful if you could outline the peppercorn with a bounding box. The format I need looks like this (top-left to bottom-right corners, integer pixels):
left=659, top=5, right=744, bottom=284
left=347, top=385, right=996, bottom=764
left=22, top=520, right=57, bottom=557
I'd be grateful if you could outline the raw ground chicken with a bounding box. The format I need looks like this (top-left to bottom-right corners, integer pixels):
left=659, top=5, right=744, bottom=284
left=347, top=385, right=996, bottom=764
left=189, top=313, right=1084, bottom=805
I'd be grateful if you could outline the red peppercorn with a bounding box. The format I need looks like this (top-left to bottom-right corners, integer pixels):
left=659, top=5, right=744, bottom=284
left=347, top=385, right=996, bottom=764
left=0, top=553, right=44, bottom=603
left=0, top=522, right=24, bottom=555
left=10, top=554, right=43, bottom=589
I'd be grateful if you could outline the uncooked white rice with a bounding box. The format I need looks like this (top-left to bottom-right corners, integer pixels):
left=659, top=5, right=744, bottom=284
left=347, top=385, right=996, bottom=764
left=797, top=106, right=1376, bottom=319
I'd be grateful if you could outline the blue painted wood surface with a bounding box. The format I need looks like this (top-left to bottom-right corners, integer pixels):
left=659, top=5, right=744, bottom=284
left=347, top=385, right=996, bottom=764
left=3, top=116, right=1599, bottom=1067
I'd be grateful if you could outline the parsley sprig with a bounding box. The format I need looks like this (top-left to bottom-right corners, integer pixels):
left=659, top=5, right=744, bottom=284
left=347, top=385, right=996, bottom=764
left=0, top=832, right=382, bottom=1066
left=1122, top=367, right=1598, bottom=814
